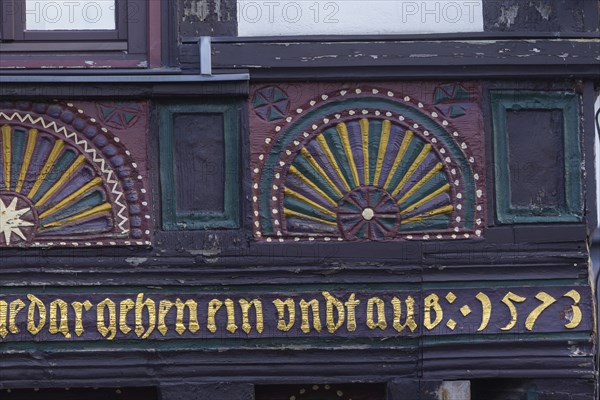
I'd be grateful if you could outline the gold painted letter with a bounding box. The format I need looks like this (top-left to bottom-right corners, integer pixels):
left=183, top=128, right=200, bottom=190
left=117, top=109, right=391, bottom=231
left=423, top=294, right=443, bottom=330
left=97, top=298, right=117, bottom=340
left=135, top=293, right=156, bottom=339
left=49, top=299, right=71, bottom=338
left=239, top=299, right=264, bottom=334
left=391, top=296, right=417, bottom=333
left=300, top=299, right=322, bottom=333
left=366, top=297, right=387, bottom=330
left=27, top=294, right=47, bottom=335
left=323, top=292, right=345, bottom=333
left=273, top=298, right=295, bottom=332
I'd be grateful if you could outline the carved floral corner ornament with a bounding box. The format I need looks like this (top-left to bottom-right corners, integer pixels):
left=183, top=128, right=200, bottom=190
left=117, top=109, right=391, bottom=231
left=0, top=101, right=151, bottom=248
left=250, top=83, right=486, bottom=242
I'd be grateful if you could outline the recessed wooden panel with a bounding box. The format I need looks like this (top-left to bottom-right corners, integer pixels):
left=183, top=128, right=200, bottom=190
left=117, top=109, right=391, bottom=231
left=506, top=109, right=566, bottom=209
left=492, top=91, right=582, bottom=224
left=172, top=112, right=225, bottom=213
left=159, top=102, right=240, bottom=230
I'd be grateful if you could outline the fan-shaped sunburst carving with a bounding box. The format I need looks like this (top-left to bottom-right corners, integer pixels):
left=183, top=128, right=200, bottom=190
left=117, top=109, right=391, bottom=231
left=282, top=118, right=454, bottom=240
left=0, top=124, right=113, bottom=246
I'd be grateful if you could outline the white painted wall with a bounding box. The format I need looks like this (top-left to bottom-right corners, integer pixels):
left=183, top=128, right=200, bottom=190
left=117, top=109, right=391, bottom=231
left=238, top=0, right=484, bottom=36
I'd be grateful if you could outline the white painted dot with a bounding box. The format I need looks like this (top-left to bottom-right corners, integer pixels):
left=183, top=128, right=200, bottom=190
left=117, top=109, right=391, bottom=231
left=386, top=112, right=392, bottom=117
left=355, top=88, right=362, bottom=94
left=432, top=112, right=438, bottom=117
left=78, top=109, right=84, bottom=113
left=286, top=150, right=292, bottom=155
left=454, top=227, right=460, bottom=232
left=296, top=108, right=303, bottom=114
left=310, top=100, right=316, bottom=106
left=267, top=238, right=272, bottom=242
left=457, top=204, right=462, bottom=210
left=340, top=90, right=347, bottom=96
left=456, top=217, right=461, bottom=222
left=349, top=110, right=356, bottom=115
left=440, top=148, right=446, bottom=154
left=253, top=196, right=258, bottom=202
left=273, top=185, right=279, bottom=190
left=457, top=193, right=462, bottom=199
left=254, top=211, right=259, bottom=216
left=476, top=230, right=482, bottom=236
left=303, top=132, right=309, bottom=137
left=476, top=218, right=482, bottom=225
left=372, top=89, right=379, bottom=94
left=476, top=205, right=482, bottom=211
left=476, top=190, right=483, bottom=198
left=324, top=237, right=331, bottom=241
left=294, top=237, right=300, bottom=241
left=362, top=207, right=375, bottom=221
left=418, top=102, right=424, bottom=108
left=387, top=91, right=394, bottom=97
left=399, top=116, right=405, bottom=121
left=323, top=118, right=330, bottom=124
left=265, top=138, right=271, bottom=144
left=272, top=196, right=278, bottom=201
left=474, top=173, right=479, bottom=180
left=254, top=221, right=260, bottom=227
left=423, top=234, right=430, bottom=239
left=274, top=220, right=280, bottom=226
left=279, top=161, right=285, bottom=166
left=454, top=180, right=460, bottom=186
left=452, top=234, right=457, bottom=239
left=375, top=110, right=381, bottom=116
left=142, top=201, right=148, bottom=206
left=256, top=231, right=262, bottom=236
left=276, top=126, right=282, bottom=131
left=312, top=124, right=318, bottom=130
left=137, top=175, right=143, bottom=180
left=259, top=154, right=264, bottom=160
left=469, top=157, right=475, bottom=163
left=362, top=110, right=369, bottom=115
left=125, top=150, right=131, bottom=155
left=279, top=238, right=284, bottom=242
left=253, top=183, right=258, bottom=189
left=407, top=235, right=413, bottom=239
left=254, top=168, right=259, bottom=174
left=451, top=169, right=456, bottom=175
left=404, top=96, right=410, bottom=101
left=275, top=173, right=280, bottom=179
left=442, top=120, right=449, bottom=126
left=445, top=157, right=451, bottom=163
left=114, top=137, right=120, bottom=142
left=437, top=235, right=443, bottom=239
left=335, top=114, right=342, bottom=119
left=464, top=233, right=470, bottom=238
left=101, top=127, right=108, bottom=133
left=461, top=142, right=468, bottom=149
left=141, top=189, right=146, bottom=193
left=322, top=94, right=329, bottom=100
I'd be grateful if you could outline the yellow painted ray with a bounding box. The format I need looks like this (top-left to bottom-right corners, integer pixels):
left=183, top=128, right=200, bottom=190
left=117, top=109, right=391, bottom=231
left=314, top=134, right=352, bottom=192
left=402, top=204, right=454, bottom=224
left=35, top=155, right=86, bottom=207
left=391, top=144, right=432, bottom=198
left=287, top=165, right=339, bottom=206
left=382, top=131, right=413, bottom=190
left=360, top=119, right=370, bottom=185
left=373, top=120, right=392, bottom=186
left=15, top=129, right=38, bottom=193
left=28, top=139, right=64, bottom=200
left=284, top=187, right=336, bottom=218
left=2, top=125, right=11, bottom=190
left=400, top=183, right=451, bottom=215
left=40, top=202, right=112, bottom=229
left=38, top=177, right=103, bottom=219
left=300, top=147, right=345, bottom=197
left=336, top=122, right=360, bottom=187
left=284, top=208, right=338, bottom=227
left=396, top=162, right=444, bottom=205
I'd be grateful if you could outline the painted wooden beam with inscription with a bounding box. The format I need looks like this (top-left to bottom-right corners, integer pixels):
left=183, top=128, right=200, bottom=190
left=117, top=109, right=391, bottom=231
left=0, top=286, right=591, bottom=342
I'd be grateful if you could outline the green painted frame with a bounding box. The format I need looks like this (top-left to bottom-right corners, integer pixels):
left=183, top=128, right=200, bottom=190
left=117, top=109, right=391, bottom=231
left=158, top=101, right=240, bottom=230
left=491, top=90, right=582, bottom=224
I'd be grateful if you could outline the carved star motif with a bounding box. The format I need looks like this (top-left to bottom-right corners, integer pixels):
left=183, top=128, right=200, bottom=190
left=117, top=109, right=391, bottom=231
left=0, top=197, right=34, bottom=245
